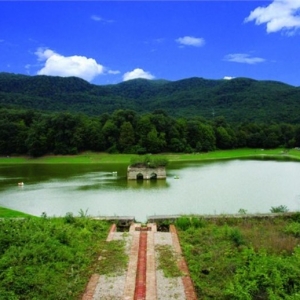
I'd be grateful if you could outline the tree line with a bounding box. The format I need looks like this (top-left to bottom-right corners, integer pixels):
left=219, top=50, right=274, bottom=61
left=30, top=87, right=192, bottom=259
left=0, top=108, right=300, bottom=157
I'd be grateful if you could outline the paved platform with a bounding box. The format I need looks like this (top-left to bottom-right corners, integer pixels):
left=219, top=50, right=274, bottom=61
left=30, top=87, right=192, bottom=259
left=82, top=223, right=197, bottom=300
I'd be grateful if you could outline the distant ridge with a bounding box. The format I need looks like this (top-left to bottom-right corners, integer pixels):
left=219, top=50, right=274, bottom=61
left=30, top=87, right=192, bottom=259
left=0, top=72, right=299, bottom=123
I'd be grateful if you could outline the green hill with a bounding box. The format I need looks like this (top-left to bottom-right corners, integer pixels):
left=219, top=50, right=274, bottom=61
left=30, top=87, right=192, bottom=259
left=0, top=72, right=299, bottom=123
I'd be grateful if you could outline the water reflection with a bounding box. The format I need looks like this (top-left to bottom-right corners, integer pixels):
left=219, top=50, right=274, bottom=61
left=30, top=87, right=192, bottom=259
left=127, top=179, right=169, bottom=189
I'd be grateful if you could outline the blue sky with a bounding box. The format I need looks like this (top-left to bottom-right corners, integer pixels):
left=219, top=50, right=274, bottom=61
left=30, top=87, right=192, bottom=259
left=1, top=0, right=300, bottom=86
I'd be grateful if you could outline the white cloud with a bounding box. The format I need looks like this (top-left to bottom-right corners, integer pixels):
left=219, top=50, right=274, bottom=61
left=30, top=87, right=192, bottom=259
left=35, top=48, right=55, bottom=61
left=91, top=15, right=114, bottom=23
left=91, top=15, right=102, bottom=22
left=224, top=53, right=265, bottom=64
left=123, top=68, right=155, bottom=81
left=108, top=70, right=121, bottom=75
left=245, top=0, right=300, bottom=34
left=176, top=36, right=205, bottom=47
left=35, top=48, right=105, bottom=82
left=223, top=76, right=235, bottom=80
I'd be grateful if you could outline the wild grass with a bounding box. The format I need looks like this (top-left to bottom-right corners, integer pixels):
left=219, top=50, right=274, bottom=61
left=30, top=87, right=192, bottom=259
left=96, top=239, right=128, bottom=276
left=0, top=216, right=112, bottom=299
left=177, top=215, right=300, bottom=299
left=155, top=245, right=182, bottom=277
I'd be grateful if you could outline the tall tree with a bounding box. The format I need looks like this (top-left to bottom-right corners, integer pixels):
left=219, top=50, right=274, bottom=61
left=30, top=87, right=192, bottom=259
left=118, top=121, right=135, bottom=152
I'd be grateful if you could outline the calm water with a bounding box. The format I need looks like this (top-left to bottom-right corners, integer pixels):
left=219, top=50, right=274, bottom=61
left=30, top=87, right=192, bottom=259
left=0, top=160, right=300, bottom=221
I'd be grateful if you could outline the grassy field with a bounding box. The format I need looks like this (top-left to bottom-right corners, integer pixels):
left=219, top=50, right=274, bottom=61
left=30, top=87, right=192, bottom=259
left=1, top=148, right=300, bottom=165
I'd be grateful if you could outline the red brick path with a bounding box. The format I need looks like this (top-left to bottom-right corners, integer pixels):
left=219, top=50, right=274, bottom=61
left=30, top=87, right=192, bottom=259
left=134, top=231, right=147, bottom=299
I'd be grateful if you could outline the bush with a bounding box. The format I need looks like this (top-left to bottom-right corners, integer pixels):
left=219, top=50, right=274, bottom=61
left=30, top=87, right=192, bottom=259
left=175, top=217, right=190, bottom=231
left=130, top=155, right=168, bottom=168
left=175, top=216, right=206, bottom=231
left=270, top=205, right=289, bottom=213
left=228, top=228, right=245, bottom=247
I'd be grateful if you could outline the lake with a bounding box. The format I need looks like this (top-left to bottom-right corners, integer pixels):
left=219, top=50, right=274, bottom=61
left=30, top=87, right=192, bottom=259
left=0, top=159, right=300, bottom=221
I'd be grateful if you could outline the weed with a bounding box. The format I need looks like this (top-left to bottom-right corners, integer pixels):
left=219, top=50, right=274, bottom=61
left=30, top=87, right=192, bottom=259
left=96, top=240, right=128, bottom=276
left=238, top=208, right=247, bottom=214
left=156, top=245, right=182, bottom=277
left=78, top=208, right=89, bottom=218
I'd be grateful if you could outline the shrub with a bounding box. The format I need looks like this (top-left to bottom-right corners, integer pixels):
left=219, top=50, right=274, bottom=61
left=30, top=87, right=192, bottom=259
left=228, top=228, right=246, bottom=247
left=270, top=205, right=289, bottom=213
left=175, top=216, right=206, bottom=231
left=130, top=155, right=168, bottom=168
left=175, top=217, right=190, bottom=231
left=64, top=212, right=75, bottom=224
left=238, top=208, right=247, bottom=214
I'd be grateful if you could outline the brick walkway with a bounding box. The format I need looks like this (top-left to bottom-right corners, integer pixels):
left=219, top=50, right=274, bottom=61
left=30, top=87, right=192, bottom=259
left=82, top=223, right=197, bottom=300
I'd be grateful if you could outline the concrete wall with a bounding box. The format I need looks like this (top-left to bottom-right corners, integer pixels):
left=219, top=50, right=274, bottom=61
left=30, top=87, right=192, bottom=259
left=127, top=166, right=166, bottom=180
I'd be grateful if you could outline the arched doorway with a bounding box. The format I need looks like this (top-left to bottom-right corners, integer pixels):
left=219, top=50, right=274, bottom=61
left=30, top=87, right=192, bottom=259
left=150, top=172, right=157, bottom=180
left=136, top=173, right=144, bottom=180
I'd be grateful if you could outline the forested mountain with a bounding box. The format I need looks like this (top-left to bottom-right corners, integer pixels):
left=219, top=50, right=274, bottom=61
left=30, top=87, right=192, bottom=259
left=0, top=72, right=300, bottom=123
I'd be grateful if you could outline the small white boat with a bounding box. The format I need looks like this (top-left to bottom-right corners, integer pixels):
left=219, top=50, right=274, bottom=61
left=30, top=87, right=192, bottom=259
left=18, top=182, right=24, bottom=186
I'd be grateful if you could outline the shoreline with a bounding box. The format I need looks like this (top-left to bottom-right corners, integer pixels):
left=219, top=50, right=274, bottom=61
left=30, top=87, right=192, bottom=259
left=1, top=148, right=300, bottom=165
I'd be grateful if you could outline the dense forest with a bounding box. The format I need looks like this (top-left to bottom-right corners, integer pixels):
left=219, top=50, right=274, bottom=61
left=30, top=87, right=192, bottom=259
left=1, top=107, right=300, bottom=157
left=1, top=72, right=300, bottom=123
left=1, top=72, right=300, bottom=156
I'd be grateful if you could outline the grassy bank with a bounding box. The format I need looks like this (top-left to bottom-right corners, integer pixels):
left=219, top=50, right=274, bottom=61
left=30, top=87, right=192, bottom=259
left=176, top=215, right=300, bottom=299
left=0, top=207, right=33, bottom=218
left=1, top=148, right=300, bottom=165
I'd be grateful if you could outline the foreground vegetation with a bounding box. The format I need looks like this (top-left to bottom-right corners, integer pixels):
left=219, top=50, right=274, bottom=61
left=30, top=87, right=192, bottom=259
left=0, top=216, right=128, bottom=299
left=2, top=212, right=300, bottom=299
left=176, top=215, right=300, bottom=299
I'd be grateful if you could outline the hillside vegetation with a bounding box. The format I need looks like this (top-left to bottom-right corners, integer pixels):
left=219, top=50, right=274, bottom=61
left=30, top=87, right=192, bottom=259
left=1, top=72, right=300, bottom=123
